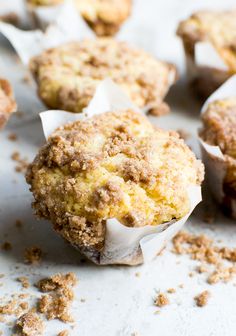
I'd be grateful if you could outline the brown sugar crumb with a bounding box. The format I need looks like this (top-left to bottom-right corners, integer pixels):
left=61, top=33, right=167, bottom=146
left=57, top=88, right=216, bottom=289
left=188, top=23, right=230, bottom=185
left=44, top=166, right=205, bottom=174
left=154, top=293, right=169, bottom=308
left=1, top=241, right=12, bottom=251
left=172, top=231, right=236, bottom=285
left=37, top=273, right=77, bottom=323
left=58, top=331, right=69, bottom=336
left=167, top=288, right=176, bottom=294
left=17, top=277, right=30, bottom=289
left=15, top=220, right=23, bottom=229
left=24, top=247, right=42, bottom=265
left=194, top=291, right=210, bottom=307
left=8, top=133, right=18, bottom=141
left=0, top=299, right=17, bottom=315
left=11, top=151, right=29, bottom=173
left=15, top=312, right=44, bottom=336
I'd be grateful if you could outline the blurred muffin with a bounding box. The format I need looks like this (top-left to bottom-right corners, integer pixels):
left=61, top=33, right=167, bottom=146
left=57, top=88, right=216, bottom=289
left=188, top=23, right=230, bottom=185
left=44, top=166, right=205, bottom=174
left=26, top=109, right=204, bottom=259
left=177, top=10, right=236, bottom=99
left=27, top=0, right=132, bottom=36
left=29, top=39, right=177, bottom=116
left=200, top=98, right=236, bottom=217
left=0, top=79, right=17, bottom=129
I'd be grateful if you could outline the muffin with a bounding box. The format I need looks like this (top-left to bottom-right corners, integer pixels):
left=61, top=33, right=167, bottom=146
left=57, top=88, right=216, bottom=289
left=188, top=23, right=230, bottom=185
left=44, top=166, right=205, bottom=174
left=200, top=97, right=236, bottom=218
left=27, top=0, right=132, bottom=36
left=29, top=39, right=177, bottom=116
left=0, top=78, right=17, bottom=129
left=177, top=10, right=236, bottom=99
left=26, top=108, right=204, bottom=264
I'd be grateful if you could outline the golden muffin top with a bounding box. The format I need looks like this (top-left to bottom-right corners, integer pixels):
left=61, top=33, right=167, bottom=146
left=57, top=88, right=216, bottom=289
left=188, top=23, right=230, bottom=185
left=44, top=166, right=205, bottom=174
left=26, top=109, right=203, bottom=250
left=30, top=39, right=177, bottom=115
left=200, top=97, right=236, bottom=159
left=177, top=10, right=236, bottom=71
left=0, top=79, right=17, bottom=129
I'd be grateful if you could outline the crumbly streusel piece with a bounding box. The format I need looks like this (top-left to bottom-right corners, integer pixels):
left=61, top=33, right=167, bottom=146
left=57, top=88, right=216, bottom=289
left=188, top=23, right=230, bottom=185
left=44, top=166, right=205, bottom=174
left=0, top=78, right=16, bottom=129
left=26, top=109, right=203, bottom=254
left=16, top=312, right=44, bottom=336
left=29, top=39, right=177, bottom=115
left=27, top=0, right=132, bottom=36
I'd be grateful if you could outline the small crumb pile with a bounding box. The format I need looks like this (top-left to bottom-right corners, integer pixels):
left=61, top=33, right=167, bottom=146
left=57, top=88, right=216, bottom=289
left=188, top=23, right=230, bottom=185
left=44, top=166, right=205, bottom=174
left=15, top=312, right=44, bottom=336
left=172, top=231, right=236, bottom=285
left=154, top=293, right=169, bottom=308
left=17, top=277, right=30, bottom=289
left=194, top=291, right=210, bottom=307
left=24, top=247, right=42, bottom=265
left=11, top=151, right=29, bottom=173
left=37, top=272, right=77, bottom=323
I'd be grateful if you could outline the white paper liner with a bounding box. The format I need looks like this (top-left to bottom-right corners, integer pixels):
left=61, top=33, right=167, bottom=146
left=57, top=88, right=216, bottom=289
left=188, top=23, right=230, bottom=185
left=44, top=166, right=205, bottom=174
left=195, top=42, right=228, bottom=71
left=199, top=75, right=236, bottom=218
left=38, top=79, right=201, bottom=265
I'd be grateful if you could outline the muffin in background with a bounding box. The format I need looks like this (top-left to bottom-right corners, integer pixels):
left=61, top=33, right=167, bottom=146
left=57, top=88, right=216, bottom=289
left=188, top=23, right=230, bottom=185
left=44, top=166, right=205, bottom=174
left=27, top=0, right=132, bottom=36
left=200, top=97, right=236, bottom=218
left=29, top=39, right=177, bottom=116
left=177, top=10, right=236, bottom=99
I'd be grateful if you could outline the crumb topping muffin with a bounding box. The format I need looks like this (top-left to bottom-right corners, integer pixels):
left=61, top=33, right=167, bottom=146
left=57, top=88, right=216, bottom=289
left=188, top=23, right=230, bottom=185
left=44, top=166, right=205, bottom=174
left=29, top=39, right=177, bottom=116
left=177, top=10, right=236, bottom=72
left=200, top=98, right=236, bottom=190
left=26, top=109, right=204, bottom=252
left=0, top=78, right=17, bottom=129
left=27, top=0, right=132, bottom=36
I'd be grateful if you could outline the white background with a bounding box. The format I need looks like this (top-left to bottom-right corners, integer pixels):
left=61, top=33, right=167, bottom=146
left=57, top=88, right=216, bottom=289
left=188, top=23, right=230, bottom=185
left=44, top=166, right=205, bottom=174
left=0, top=0, right=236, bottom=335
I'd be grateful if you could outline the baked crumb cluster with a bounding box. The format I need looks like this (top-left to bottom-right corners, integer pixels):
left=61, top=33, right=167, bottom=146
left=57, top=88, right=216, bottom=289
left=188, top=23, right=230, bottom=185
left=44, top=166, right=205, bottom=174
left=0, top=78, right=16, bottom=129
left=29, top=39, right=176, bottom=115
left=27, top=0, right=132, bottom=36
left=200, top=98, right=236, bottom=191
left=16, top=312, right=44, bottom=336
left=26, top=109, right=203, bottom=253
left=177, top=10, right=236, bottom=71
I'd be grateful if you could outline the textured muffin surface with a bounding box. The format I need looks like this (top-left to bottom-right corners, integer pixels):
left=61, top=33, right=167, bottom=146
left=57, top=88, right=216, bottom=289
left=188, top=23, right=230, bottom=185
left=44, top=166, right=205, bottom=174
left=177, top=10, right=236, bottom=72
left=27, top=0, right=132, bottom=36
left=29, top=39, right=176, bottom=115
left=26, top=109, right=203, bottom=251
left=0, top=78, right=17, bottom=129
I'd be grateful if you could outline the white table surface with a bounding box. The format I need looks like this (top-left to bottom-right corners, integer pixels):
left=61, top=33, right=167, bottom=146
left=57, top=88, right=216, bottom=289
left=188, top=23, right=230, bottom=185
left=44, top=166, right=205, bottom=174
left=0, top=0, right=236, bottom=335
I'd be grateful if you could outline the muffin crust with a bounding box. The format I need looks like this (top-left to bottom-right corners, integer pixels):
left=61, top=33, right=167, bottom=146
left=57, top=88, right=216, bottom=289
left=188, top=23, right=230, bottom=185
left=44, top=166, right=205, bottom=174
left=26, top=109, right=203, bottom=253
left=30, top=39, right=177, bottom=115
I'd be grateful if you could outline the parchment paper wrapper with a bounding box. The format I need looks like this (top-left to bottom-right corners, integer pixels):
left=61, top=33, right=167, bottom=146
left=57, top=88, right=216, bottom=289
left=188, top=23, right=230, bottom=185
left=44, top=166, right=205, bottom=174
left=39, top=78, right=202, bottom=265
left=182, top=37, right=231, bottom=99
left=199, top=75, right=236, bottom=219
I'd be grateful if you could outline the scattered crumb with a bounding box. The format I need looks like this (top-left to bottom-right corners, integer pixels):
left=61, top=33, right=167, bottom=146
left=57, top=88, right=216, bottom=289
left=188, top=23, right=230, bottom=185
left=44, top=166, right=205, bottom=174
left=17, top=277, right=30, bottom=289
left=154, top=293, right=169, bottom=308
left=1, top=241, right=12, bottom=251
left=15, top=220, right=23, bottom=229
left=80, top=298, right=86, bottom=303
left=135, top=272, right=140, bottom=278
left=167, top=288, right=176, bottom=294
left=37, top=273, right=77, bottom=323
left=24, top=247, right=42, bottom=265
left=58, top=330, right=69, bottom=336
left=189, top=272, right=194, bottom=278
left=194, top=291, right=210, bottom=307
left=8, top=133, right=18, bottom=141
left=177, top=129, right=191, bottom=141
left=15, top=312, right=44, bottom=336
left=179, top=284, right=184, bottom=289
left=207, top=266, right=236, bottom=285
left=196, top=264, right=208, bottom=274
left=11, top=151, right=29, bottom=173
